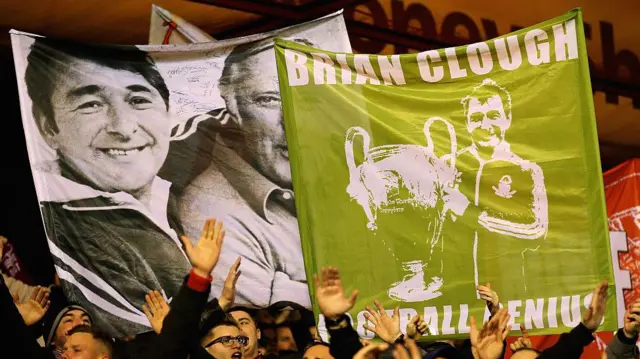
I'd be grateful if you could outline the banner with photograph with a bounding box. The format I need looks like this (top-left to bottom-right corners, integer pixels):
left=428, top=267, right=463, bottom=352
left=149, top=5, right=215, bottom=45
left=10, top=11, right=351, bottom=337
left=275, top=9, right=616, bottom=338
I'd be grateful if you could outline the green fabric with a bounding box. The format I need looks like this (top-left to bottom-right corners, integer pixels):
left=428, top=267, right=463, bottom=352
left=275, top=8, right=615, bottom=338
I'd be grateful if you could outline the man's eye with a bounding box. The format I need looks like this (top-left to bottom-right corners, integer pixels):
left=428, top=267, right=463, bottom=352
left=130, top=97, right=154, bottom=109
left=254, top=95, right=280, bottom=107
left=76, top=101, right=103, bottom=113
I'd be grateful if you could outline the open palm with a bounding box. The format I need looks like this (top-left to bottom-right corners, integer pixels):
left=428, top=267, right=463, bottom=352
left=364, top=300, right=401, bottom=343
left=16, top=286, right=50, bottom=326
left=181, top=218, right=226, bottom=278
left=314, top=267, right=358, bottom=320
left=582, top=281, right=609, bottom=330
left=470, top=309, right=511, bottom=359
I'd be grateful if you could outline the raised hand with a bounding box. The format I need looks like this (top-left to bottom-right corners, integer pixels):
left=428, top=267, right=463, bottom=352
left=353, top=343, right=389, bottom=359
left=142, top=290, right=170, bottom=334
left=219, top=257, right=241, bottom=312
left=509, top=324, right=532, bottom=352
left=478, top=283, right=500, bottom=316
left=623, top=300, right=640, bottom=338
left=582, top=281, right=609, bottom=331
left=313, top=267, right=358, bottom=320
left=364, top=300, right=401, bottom=344
left=16, top=286, right=51, bottom=326
left=470, top=308, right=511, bottom=359
left=406, top=314, right=429, bottom=340
left=180, top=218, right=226, bottom=278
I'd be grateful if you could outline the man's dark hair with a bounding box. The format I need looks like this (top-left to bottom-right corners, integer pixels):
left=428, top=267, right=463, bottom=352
left=67, top=324, right=115, bottom=357
left=228, top=306, right=258, bottom=321
left=303, top=340, right=329, bottom=353
left=24, top=36, right=170, bottom=138
left=201, top=314, right=241, bottom=345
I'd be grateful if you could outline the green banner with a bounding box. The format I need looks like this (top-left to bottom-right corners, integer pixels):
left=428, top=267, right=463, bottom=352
left=275, top=8, right=615, bottom=339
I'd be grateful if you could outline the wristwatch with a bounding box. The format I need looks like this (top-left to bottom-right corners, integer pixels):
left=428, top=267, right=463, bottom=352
left=394, top=334, right=405, bottom=345
left=325, top=315, right=349, bottom=330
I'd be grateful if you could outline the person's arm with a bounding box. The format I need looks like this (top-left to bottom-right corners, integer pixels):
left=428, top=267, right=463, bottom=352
left=469, top=308, right=511, bottom=359
left=606, top=329, right=640, bottom=359
left=0, top=274, right=53, bottom=358
left=606, top=300, right=640, bottom=359
left=477, top=283, right=507, bottom=359
left=180, top=205, right=273, bottom=308
left=3, top=272, right=37, bottom=303
left=327, top=314, right=364, bottom=359
left=539, top=281, right=609, bottom=359
left=141, top=217, right=228, bottom=359
left=313, top=267, right=362, bottom=359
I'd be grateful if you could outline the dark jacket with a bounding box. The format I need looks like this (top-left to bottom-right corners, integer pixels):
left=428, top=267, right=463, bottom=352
left=605, top=329, right=639, bottom=359
left=0, top=275, right=55, bottom=359
left=41, top=189, right=191, bottom=336
left=538, top=323, right=595, bottom=359
left=1, top=270, right=211, bottom=359
left=134, top=272, right=212, bottom=359
left=327, top=316, right=364, bottom=359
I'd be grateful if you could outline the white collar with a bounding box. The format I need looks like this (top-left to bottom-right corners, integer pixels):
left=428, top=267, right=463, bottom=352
left=34, top=161, right=178, bottom=245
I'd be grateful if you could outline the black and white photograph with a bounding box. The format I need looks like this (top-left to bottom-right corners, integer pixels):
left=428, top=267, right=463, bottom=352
left=10, top=11, right=351, bottom=336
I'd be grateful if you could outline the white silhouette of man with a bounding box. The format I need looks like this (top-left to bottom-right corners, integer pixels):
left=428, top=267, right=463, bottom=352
left=457, top=78, right=548, bottom=298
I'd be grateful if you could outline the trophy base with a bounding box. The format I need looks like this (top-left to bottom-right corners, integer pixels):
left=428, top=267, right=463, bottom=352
left=387, top=260, right=443, bottom=302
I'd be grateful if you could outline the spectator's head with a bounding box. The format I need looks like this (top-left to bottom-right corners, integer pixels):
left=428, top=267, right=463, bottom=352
left=510, top=348, right=541, bottom=359
left=25, top=37, right=171, bottom=195
left=229, top=307, right=261, bottom=359
left=303, top=341, right=333, bottom=359
left=461, top=78, right=512, bottom=149
left=61, top=325, right=113, bottom=359
left=218, top=38, right=313, bottom=190
left=421, top=342, right=460, bottom=359
left=202, top=316, right=249, bottom=359
left=45, top=305, right=92, bottom=348
left=276, top=325, right=298, bottom=354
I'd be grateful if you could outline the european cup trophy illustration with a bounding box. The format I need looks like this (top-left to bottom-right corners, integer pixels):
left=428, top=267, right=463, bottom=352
left=344, top=117, right=469, bottom=302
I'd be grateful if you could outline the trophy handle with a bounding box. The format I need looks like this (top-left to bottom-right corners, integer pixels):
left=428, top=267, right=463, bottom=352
left=345, top=126, right=372, bottom=173
left=424, top=117, right=457, bottom=170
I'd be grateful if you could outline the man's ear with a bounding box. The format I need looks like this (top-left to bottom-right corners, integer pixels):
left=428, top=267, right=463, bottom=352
left=33, top=109, right=58, bottom=150
left=257, top=328, right=261, bottom=341
left=223, top=96, right=242, bottom=126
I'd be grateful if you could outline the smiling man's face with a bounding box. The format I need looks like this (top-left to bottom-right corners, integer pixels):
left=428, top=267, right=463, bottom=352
left=43, top=57, right=170, bottom=193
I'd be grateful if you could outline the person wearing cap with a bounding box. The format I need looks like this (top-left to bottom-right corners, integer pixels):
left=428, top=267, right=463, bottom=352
left=45, top=304, right=92, bottom=358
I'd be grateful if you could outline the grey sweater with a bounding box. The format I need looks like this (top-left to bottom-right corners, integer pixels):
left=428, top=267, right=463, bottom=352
left=606, top=329, right=639, bottom=359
